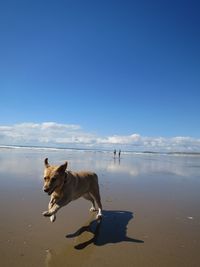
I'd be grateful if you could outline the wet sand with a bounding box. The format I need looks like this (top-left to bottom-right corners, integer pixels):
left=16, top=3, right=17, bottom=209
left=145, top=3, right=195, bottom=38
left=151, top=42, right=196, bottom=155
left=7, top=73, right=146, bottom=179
left=0, top=148, right=200, bottom=267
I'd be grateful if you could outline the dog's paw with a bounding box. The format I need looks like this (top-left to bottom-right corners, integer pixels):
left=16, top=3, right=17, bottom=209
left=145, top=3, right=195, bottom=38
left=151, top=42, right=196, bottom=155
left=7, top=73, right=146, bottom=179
left=42, top=211, right=51, bottom=217
left=50, top=214, right=56, bottom=222
left=96, top=213, right=103, bottom=220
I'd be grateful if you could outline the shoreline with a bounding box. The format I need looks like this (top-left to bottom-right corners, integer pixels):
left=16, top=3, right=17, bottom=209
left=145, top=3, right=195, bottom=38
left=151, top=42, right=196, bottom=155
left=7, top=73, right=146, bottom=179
left=1, top=144, right=200, bottom=156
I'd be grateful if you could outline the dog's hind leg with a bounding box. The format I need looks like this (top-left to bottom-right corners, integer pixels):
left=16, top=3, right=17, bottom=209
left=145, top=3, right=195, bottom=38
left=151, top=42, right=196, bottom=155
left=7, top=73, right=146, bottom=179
left=95, top=197, right=103, bottom=219
left=83, top=193, right=96, bottom=212
left=90, top=188, right=103, bottom=219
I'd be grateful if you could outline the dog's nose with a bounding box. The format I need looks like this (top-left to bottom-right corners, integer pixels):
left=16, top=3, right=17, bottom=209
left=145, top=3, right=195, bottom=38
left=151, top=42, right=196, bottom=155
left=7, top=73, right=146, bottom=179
left=43, top=188, right=49, bottom=193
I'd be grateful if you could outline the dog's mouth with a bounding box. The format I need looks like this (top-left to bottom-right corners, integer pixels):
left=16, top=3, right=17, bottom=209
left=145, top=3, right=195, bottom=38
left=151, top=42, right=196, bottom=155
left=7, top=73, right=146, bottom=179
left=44, top=186, right=56, bottom=195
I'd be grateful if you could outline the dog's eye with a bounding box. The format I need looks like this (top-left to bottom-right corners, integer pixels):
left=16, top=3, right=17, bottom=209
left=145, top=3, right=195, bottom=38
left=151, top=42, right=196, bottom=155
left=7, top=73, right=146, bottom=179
left=44, top=177, right=48, bottom=181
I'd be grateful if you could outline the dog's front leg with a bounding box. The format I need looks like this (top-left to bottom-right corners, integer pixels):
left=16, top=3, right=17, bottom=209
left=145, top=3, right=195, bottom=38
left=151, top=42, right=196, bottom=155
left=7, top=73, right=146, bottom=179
left=48, top=196, right=56, bottom=210
left=43, top=203, right=60, bottom=217
left=47, top=197, right=57, bottom=222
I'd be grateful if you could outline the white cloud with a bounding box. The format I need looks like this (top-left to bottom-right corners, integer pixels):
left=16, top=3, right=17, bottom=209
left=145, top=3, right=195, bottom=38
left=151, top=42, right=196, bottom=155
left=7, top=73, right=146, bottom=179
left=0, top=122, right=94, bottom=146
left=0, top=122, right=200, bottom=152
left=98, top=134, right=141, bottom=144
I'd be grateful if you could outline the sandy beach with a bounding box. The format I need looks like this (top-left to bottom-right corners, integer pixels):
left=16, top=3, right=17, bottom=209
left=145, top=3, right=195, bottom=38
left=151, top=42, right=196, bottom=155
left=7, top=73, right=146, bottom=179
left=0, top=147, right=200, bottom=267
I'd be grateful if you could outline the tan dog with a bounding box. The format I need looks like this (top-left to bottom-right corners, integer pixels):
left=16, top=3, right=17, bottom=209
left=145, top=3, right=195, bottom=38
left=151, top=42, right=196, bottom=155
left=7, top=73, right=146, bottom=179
left=42, top=158, right=102, bottom=222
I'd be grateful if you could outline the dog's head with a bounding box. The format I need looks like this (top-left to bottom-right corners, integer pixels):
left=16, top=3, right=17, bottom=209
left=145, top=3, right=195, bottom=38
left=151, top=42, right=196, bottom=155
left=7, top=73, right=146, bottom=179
left=43, top=158, right=68, bottom=195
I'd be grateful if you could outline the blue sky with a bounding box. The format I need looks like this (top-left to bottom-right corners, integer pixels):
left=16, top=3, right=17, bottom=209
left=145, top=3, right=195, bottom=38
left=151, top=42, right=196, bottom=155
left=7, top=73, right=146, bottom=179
left=0, top=0, right=200, bottom=151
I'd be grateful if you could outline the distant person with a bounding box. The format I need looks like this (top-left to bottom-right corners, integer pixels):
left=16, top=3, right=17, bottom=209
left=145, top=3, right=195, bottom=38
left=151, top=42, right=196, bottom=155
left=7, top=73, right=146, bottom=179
left=118, top=150, right=121, bottom=158
left=114, top=149, right=116, bottom=158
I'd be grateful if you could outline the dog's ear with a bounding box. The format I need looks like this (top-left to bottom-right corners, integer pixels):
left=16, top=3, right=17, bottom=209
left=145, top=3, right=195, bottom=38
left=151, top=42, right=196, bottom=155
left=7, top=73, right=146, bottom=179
left=44, top=158, right=50, bottom=168
left=57, top=161, right=68, bottom=173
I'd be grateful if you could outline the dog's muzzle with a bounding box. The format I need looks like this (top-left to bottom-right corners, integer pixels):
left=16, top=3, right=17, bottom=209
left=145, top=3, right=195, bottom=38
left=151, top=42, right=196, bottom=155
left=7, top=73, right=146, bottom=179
left=43, top=186, right=55, bottom=195
left=43, top=188, right=49, bottom=193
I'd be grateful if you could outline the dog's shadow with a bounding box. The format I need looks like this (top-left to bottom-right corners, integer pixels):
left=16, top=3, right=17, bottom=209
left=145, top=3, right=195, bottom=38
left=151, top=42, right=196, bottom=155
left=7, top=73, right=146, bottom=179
left=66, top=210, right=144, bottom=250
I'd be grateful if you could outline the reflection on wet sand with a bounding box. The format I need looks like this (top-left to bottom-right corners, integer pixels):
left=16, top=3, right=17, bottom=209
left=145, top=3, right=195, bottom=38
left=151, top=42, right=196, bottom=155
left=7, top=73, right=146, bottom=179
left=108, top=153, right=200, bottom=178
left=66, top=210, right=144, bottom=249
left=1, top=148, right=200, bottom=267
